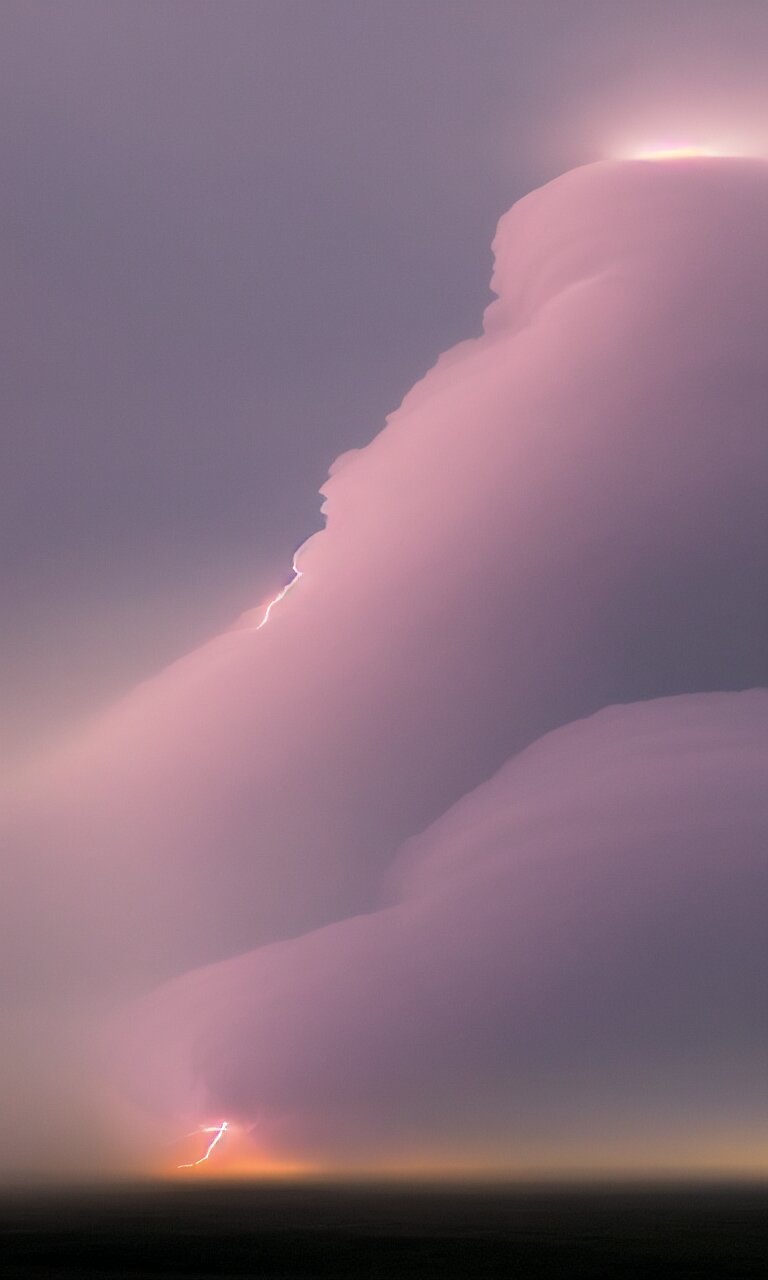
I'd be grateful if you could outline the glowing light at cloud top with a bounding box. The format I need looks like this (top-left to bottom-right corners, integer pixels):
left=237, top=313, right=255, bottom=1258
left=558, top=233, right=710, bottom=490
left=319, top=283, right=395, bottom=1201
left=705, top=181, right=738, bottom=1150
left=630, top=145, right=724, bottom=160
left=608, top=130, right=761, bottom=163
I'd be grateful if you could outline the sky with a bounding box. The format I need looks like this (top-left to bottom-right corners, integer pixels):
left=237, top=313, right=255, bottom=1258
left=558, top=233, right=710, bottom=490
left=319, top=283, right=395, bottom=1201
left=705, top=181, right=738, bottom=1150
left=5, top=0, right=768, bottom=765
left=2, top=2, right=768, bottom=1182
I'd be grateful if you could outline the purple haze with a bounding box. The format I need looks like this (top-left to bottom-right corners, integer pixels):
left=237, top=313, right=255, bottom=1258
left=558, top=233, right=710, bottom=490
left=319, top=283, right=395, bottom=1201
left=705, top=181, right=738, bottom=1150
left=2, top=155, right=767, bottom=1177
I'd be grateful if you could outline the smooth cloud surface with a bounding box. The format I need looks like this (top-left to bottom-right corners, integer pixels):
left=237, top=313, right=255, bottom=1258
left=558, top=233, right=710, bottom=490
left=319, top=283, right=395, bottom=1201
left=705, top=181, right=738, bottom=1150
left=118, top=691, right=768, bottom=1174
left=3, top=157, right=768, bottom=1177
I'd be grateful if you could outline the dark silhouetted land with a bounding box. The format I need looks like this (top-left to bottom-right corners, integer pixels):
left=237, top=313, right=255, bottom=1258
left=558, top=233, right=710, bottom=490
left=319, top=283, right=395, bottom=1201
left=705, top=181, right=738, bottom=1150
left=1, top=1180, right=767, bottom=1277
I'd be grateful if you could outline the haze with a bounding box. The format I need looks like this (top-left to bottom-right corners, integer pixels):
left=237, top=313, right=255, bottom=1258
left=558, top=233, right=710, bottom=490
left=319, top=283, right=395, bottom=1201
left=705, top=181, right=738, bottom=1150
left=2, top=2, right=768, bottom=1184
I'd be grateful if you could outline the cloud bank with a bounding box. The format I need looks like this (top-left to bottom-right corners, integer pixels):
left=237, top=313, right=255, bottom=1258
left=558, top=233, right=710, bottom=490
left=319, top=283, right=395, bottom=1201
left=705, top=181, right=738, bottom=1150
left=117, top=691, right=768, bottom=1173
left=2, top=157, right=767, bottom=1177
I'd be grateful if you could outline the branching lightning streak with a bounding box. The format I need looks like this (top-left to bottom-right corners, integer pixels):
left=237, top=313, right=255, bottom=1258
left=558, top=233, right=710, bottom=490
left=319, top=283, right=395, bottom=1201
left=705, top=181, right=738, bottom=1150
left=256, top=560, right=302, bottom=629
left=172, top=555, right=301, bottom=1170
left=173, top=556, right=302, bottom=1173
left=177, top=1120, right=229, bottom=1169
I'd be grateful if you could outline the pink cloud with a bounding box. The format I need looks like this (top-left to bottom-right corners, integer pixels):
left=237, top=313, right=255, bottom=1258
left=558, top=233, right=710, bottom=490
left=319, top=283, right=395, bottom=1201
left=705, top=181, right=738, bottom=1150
left=116, top=691, right=768, bottom=1172
left=3, top=158, right=768, bottom=1175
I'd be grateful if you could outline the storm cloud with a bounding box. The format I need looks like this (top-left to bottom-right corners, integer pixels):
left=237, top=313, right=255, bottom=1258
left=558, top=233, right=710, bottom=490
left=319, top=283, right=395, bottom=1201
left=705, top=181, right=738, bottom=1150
left=3, top=157, right=768, bottom=1177
left=117, top=691, right=768, bottom=1174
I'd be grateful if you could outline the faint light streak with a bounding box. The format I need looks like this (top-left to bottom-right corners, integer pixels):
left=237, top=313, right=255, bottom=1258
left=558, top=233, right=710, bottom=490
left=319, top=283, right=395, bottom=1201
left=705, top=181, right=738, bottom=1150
left=612, top=135, right=758, bottom=163
left=629, top=144, right=724, bottom=160
left=178, top=1120, right=229, bottom=1169
left=256, top=559, right=303, bottom=630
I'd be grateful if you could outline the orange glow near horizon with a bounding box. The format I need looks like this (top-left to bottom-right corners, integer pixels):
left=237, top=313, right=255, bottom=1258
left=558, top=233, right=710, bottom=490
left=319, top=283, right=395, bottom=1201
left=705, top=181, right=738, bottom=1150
left=165, top=1154, right=320, bottom=1182
left=152, top=1126, right=768, bottom=1185
left=155, top=1120, right=318, bottom=1182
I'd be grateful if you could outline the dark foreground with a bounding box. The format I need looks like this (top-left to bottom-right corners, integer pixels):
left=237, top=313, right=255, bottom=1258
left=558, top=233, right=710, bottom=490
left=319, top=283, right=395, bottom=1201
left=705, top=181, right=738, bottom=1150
left=1, top=1181, right=767, bottom=1278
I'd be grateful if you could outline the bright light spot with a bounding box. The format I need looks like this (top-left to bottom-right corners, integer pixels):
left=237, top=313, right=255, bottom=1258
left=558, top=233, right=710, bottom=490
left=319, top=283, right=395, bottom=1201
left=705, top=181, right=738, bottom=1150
left=609, top=132, right=760, bottom=163
left=628, top=144, right=728, bottom=161
left=178, top=1120, right=230, bottom=1169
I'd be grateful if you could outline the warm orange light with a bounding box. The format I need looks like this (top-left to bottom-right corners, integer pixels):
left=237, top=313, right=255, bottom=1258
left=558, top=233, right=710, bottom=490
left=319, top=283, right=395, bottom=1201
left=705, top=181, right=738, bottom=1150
left=166, top=1155, right=319, bottom=1181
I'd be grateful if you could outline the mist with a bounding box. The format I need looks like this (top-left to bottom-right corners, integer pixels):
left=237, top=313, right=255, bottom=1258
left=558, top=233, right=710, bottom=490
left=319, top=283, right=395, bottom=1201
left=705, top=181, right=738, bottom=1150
left=2, top=155, right=767, bottom=1179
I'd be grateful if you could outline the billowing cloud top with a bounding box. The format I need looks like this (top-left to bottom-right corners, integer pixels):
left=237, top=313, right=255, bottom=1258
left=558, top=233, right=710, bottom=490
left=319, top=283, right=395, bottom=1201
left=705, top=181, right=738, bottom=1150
left=3, top=158, right=768, bottom=1178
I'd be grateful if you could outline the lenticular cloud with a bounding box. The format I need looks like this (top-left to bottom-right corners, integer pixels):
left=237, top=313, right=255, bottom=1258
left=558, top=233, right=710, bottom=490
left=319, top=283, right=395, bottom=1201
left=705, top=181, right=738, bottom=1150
left=3, top=157, right=768, bottom=1177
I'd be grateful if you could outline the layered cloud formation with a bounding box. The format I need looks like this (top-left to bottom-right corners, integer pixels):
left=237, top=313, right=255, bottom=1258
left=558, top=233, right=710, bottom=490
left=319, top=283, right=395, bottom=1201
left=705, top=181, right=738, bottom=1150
left=3, top=158, right=768, bottom=1177
left=118, top=692, right=768, bottom=1173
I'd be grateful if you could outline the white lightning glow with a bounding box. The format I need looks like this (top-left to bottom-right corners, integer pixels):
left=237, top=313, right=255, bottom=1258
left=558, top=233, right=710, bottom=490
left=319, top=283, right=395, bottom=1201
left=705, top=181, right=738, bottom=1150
left=629, top=144, right=726, bottom=161
left=256, top=560, right=303, bottom=630
left=601, top=113, right=766, bottom=164
left=177, top=1120, right=230, bottom=1169
left=609, top=133, right=759, bottom=163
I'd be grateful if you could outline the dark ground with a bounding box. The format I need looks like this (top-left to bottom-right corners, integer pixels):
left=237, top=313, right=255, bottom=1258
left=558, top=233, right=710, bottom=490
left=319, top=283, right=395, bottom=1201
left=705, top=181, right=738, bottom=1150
left=1, top=1181, right=767, bottom=1278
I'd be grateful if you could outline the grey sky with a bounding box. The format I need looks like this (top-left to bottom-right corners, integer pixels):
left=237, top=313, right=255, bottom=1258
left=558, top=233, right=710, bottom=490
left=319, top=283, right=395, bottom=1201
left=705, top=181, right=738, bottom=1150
left=4, top=1, right=768, bottom=759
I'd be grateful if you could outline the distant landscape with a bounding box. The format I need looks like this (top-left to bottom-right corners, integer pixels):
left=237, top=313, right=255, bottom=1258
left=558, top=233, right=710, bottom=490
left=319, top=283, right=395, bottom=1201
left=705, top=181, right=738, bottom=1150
left=2, top=1182, right=768, bottom=1278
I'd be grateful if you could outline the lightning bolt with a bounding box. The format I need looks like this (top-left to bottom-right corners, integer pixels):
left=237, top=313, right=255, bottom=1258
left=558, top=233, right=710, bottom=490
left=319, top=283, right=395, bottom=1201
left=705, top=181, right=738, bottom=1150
left=172, top=558, right=303, bottom=1172
left=256, top=559, right=303, bottom=630
left=177, top=1120, right=230, bottom=1169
